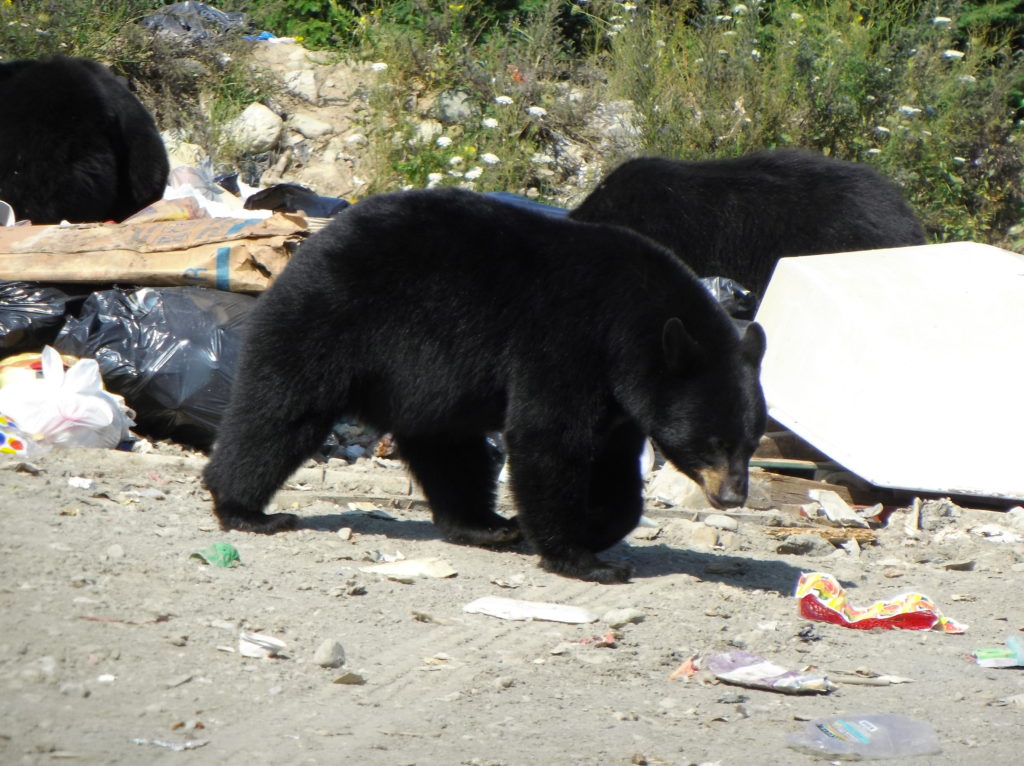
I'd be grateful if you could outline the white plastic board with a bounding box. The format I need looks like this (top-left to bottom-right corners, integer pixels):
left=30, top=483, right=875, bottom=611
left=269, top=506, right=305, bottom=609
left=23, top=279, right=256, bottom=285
left=754, top=241, right=1024, bottom=501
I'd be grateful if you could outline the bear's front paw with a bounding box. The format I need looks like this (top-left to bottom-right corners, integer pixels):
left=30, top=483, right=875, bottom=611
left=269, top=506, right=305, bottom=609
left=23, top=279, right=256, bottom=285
left=217, top=511, right=298, bottom=534
left=540, top=554, right=633, bottom=584
left=443, top=516, right=522, bottom=548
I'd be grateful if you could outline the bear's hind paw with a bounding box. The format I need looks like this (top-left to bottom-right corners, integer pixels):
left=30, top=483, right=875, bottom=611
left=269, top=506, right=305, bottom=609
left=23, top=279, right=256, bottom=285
left=217, top=511, right=298, bottom=534
left=541, top=554, right=633, bottom=584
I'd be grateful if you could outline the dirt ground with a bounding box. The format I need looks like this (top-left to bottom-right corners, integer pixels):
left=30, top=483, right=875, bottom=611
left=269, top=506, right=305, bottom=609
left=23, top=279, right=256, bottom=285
left=1, top=442, right=1022, bottom=766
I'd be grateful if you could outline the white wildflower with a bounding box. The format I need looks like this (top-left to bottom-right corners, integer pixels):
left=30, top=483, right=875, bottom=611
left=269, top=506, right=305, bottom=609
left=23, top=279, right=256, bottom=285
left=526, top=105, right=547, bottom=118
left=464, top=166, right=483, bottom=180
left=932, top=16, right=952, bottom=26
left=874, top=126, right=891, bottom=135
left=942, top=49, right=965, bottom=60
left=958, top=74, right=977, bottom=83
left=715, top=15, right=732, bottom=22
left=449, top=155, right=464, bottom=167
left=655, top=39, right=666, bottom=48
left=481, top=117, right=499, bottom=129
left=952, top=156, right=967, bottom=165
left=426, top=172, right=444, bottom=188
left=898, top=105, right=922, bottom=116
left=733, top=4, right=749, bottom=14
left=494, top=95, right=513, bottom=106
left=480, top=153, right=500, bottom=165
left=750, top=49, right=761, bottom=61
left=370, top=62, right=388, bottom=72
left=866, top=148, right=881, bottom=155
left=620, top=2, right=637, bottom=11
left=435, top=136, right=453, bottom=148
left=790, top=12, right=804, bottom=21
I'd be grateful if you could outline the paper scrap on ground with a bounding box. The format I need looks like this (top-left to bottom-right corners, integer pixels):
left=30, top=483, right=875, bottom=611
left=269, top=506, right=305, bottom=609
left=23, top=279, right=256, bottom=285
left=360, top=557, right=457, bottom=580
left=463, top=596, right=598, bottom=624
left=795, top=572, right=966, bottom=633
left=701, top=649, right=836, bottom=694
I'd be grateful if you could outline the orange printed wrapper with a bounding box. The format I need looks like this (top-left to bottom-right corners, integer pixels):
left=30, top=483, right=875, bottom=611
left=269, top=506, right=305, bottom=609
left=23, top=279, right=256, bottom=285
left=795, top=572, right=966, bottom=634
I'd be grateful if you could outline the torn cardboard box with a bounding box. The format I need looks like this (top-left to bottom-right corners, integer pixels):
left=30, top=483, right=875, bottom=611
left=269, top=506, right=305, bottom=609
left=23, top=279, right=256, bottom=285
left=0, top=213, right=307, bottom=292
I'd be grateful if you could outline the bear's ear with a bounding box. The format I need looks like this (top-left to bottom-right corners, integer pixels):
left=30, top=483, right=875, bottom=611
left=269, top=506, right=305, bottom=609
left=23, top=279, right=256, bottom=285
left=662, top=317, right=704, bottom=372
left=740, top=321, right=767, bottom=367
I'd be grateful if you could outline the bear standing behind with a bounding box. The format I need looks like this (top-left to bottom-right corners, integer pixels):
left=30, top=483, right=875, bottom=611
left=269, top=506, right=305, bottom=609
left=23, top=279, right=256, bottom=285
left=570, top=149, right=926, bottom=296
left=0, top=56, right=169, bottom=224
left=203, top=188, right=767, bottom=583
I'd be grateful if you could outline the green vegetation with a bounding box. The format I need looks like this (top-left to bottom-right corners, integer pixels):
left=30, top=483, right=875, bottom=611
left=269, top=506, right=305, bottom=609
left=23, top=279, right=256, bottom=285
left=1, top=0, right=1021, bottom=248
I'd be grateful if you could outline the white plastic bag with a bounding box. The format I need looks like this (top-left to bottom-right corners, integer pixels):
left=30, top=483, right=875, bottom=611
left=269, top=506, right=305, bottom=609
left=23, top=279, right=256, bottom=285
left=0, top=346, right=134, bottom=449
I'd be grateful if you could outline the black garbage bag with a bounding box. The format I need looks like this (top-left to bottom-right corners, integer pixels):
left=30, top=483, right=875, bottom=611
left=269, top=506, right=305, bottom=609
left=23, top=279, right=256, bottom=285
left=140, top=1, right=251, bottom=43
left=0, top=281, right=70, bottom=357
left=54, top=286, right=256, bottom=450
left=244, top=182, right=350, bottom=217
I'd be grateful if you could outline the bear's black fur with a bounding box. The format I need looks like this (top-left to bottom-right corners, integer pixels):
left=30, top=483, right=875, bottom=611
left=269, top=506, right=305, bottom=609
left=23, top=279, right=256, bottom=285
left=570, top=149, right=926, bottom=295
left=0, top=56, right=169, bottom=224
left=203, top=188, right=767, bottom=583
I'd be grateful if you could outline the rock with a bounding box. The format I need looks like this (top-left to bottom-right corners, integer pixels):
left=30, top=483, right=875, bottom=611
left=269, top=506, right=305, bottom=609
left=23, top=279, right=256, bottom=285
left=314, top=639, right=346, bottom=668
left=229, top=102, right=283, bottom=153
left=283, top=69, right=320, bottom=103
left=717, top=531, right=741, bottom=551
left=691, top=525, right=719, bottom=550
left=603, top=608, right=645, bottom=628
left=436, top=90, right=475, bottom=124
left=289, top=112, right=334, bottom=140
left=704, top=514, right=739, bottom=531
left=106, top=543, right=125, bottom=560
left=776, top=533, right=835, bottom=557
left=646, top=463, right=711, bottom=508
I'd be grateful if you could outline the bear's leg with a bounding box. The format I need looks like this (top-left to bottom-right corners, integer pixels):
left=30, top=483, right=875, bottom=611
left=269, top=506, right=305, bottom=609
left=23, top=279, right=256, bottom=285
left=396, top=433, right=521, bottom=546
left=504, top=426, right=634, bottom=584
left=580, top=421, right=647, bottom=553
left=204, top=371, right=343, bottom=534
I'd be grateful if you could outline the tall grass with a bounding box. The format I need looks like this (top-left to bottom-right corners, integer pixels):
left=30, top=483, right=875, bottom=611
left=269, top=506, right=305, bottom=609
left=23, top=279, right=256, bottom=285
left=604, top=0, right=1023, bottom=244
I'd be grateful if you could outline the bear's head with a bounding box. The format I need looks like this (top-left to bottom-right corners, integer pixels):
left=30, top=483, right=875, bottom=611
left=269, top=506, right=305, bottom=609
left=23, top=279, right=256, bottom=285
left=650, top=319, right=767, bottom=509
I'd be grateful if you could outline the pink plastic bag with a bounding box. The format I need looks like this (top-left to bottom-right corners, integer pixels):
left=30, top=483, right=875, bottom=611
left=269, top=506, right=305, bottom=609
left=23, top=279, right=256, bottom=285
left=0, top=346, right=134, bottom=449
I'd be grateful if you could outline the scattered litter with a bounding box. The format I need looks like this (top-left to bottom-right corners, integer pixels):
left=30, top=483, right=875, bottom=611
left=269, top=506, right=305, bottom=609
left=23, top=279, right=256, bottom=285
left=360, top=557, right=456, bottom=582
left=132, top=738, right=209, bottom=752
left=667, top=656, right=699, bottom=681
left=348, top=502, right=397, bottom=520
left=970, top=524, right=1023, bottom=544
left=0, top=346, right=134, bottom=449
left=190, top=542, right=241, bottom=567
left=765, top=526, right=876, bottom=545
left=786, top=713, right=941, bottom=760
left=67, top=476, right=94, bottom=490
left=973, top=635, right=1024, bottom=668
left=803, top=489, right=871, bottom=528
left=332, top=671, right=367, bottom=685
left=97, top=674, right=116, bottom=683
left=363, top=550, right=405, bottom=563
left=991, top=693, right=1024, bottom=709
left=829, top=668, right=914, bottom=686
left=463, top=596, right=599, bottom=624
left=411, top=610, right=455, bottom=626
left=795, top=572, right=966, bottom=633
left=490, top=573, right=525, bottom=589
left=238, top=631, right=287, bottom=659
left=700, top=649, right=836, bottom=694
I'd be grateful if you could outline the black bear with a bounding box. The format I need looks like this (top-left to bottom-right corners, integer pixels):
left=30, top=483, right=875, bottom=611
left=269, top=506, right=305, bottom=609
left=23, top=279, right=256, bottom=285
left=570, top=149, right=926, bottom=296
left=203, top=188, right=767, bottom=583
left=0, top=56, right=169, bottom=224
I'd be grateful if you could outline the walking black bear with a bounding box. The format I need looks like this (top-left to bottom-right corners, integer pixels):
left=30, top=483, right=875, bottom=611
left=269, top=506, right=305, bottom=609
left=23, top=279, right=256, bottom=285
left=0, top=56, right=169, bottom=224
left=570, top=149, right=926, bottom=295
left=203, top=188, right=767, bottom=583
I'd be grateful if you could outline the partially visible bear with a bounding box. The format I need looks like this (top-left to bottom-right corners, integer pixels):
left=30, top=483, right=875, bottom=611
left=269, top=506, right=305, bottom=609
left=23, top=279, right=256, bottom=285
left=203, top=188, right=767, bottom=583
left=570, top=149, right=926, bottom=296
left=0, top=56, right=169, bottom=224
